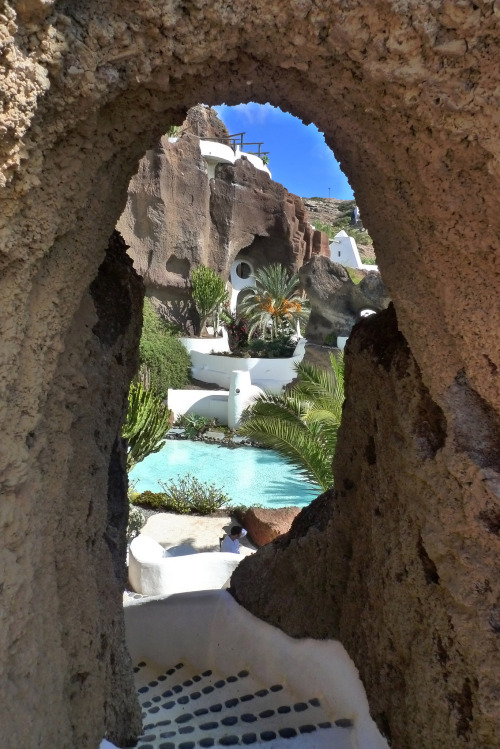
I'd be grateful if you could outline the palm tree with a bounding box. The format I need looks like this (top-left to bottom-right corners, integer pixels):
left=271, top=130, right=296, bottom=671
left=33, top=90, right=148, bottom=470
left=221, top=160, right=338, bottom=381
left=238, top=352, right=344, bottom=491
left=237, top=263, right=310, bottom=340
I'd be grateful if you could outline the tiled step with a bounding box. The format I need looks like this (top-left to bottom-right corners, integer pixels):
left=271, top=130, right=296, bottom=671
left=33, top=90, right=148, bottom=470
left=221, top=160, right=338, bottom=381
left=133, top=658, right=355, bottom=748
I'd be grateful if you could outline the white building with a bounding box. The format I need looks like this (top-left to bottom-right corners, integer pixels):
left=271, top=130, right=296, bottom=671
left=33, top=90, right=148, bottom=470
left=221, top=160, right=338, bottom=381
left=329, top=229, right=378, bottom=272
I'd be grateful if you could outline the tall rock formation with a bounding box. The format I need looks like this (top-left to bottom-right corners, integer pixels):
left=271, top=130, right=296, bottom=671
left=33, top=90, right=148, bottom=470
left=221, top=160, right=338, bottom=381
left=117, top=108, right=329, bottom=330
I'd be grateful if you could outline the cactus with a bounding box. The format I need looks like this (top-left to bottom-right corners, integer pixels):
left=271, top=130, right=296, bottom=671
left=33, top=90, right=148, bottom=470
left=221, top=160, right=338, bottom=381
left=122, top=382, right=172, bottom=471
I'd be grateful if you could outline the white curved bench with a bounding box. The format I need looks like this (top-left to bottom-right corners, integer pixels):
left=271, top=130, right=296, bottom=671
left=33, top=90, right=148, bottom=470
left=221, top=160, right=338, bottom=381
left=128, top=535, right=242, bottom=597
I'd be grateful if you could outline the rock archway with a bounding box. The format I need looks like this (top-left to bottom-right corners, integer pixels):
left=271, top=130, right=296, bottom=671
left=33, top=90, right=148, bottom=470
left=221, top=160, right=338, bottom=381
left=1, top=2, right=499, bottom=748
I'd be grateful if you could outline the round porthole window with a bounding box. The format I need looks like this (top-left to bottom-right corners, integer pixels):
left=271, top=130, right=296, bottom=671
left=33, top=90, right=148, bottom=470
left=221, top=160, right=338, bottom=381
left=235, top=261, right=252, bottom=279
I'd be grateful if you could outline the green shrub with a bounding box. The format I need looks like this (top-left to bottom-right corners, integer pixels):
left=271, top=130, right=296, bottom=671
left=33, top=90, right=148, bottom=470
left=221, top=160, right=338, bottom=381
left=127, top=505, right=146, bottom=541
left=139, top=299, right=190, bottom=399
left=175, top=413, right=215, bottom=438
left=158, top=474, right=232, bottom=515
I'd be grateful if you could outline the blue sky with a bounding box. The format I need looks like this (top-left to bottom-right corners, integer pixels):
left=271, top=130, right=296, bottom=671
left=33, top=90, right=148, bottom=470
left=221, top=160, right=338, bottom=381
left=214, top=103, right=354, bottom=200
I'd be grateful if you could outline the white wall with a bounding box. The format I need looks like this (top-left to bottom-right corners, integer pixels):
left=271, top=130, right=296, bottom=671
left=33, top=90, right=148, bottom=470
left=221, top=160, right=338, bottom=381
left=329, top=230, right=378, bottom=272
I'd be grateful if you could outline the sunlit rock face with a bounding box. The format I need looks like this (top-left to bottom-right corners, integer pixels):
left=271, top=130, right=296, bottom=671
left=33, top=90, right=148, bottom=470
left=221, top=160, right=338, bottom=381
left=117, top=108, right=328, bottom=332
left=299, top=254, right=390, bottom=343
left=1, top=1, right=499, bottom=748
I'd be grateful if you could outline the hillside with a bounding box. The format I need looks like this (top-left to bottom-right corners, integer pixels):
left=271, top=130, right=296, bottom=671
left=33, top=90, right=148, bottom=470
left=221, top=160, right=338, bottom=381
left=303, top=197, right=376, bottom=263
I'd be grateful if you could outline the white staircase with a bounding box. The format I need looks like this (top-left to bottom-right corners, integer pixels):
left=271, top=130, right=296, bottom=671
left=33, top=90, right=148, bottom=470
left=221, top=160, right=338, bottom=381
left=133, top=658, right=355, bottom=748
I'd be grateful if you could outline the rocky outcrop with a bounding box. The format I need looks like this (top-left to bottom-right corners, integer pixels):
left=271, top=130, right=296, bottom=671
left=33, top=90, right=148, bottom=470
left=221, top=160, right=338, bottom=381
left=1, top=3, right=500, bottom=749
left=242, top=506, right=301, bottom=547
left=117, top=114, right=329, bottom=331
left=299, top=255, right=390, bottom=343
left=232, top=304, right=500, bottom=748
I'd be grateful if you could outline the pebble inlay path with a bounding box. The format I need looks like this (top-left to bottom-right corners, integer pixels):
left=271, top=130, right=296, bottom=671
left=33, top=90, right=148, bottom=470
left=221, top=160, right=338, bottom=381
left=132, top=658, right=356, bottom=748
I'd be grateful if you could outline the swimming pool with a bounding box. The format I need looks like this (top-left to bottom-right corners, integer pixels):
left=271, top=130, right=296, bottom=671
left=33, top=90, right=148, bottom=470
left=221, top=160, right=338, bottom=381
left=129, top=439, right=319, bottom=508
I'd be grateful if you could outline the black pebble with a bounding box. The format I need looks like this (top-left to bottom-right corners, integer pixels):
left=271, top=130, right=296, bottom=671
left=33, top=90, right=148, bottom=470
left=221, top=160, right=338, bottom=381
left=148, top=706, right=159, bottom=714
left=209, top=703, right=222, bottom=712
left=220, top=736, right=239, bottom=746
left=241, top=713, right=257, bottom=723
left=175, top=663, right=184, bottom=669
left=194, top=708, right=209, bottom=717
left=270, top=684, right=283, bottom=692
left=335, top=718, right=354, bottom=728
left=179, top=726, right=195, bottom=734
left=173, top=685, right=183, bottom=694
left=309, top=698, right=321, bottom=707
left=162, top=701, right=175, bottom=710
left=214, top=680, right=225, bottom=688
left=277, top=706, right=291, bottom=714
left=319, top=721, right=332, bottom=728
left=190, top=691, right=201, bottom=700
left=238, top=669, right=250, bottom=677
left=225, top=698, right=238, bottom=708
left=178, top=695, right=189, bottom=705
left=242, top=734, right=257, bottom=745
left=199, top=740, right=215, bottom=748
left=183, top=679, right=193, bottom=687
left=294, top=702, right=308, bottom=712
left=221, top=716, right=238, bottom=726
left=199, top=721, right=218, bottom=731
left=202, top=686, right=214, bottom=695
left=158, top=743, right=174, bottom=749
left=240, top=694, right=254, bottom=702
left=162, top=690, right=173, bottom=698
left=260, top=731, right=277, bottom=741
left=279, top=727, right=297, bottom=739
left=175, top=713, right=193, bottom=724
left=178, top=742, right=195, bottom=749
left=255, top=689, right=268, bottom=697
left=299, top=724, right=316, bottom=733
left=227, top=675, right=237, bottom=683
left=202, top=670, right=213, bottom=677
left=259, top=709, right=274, bottom=719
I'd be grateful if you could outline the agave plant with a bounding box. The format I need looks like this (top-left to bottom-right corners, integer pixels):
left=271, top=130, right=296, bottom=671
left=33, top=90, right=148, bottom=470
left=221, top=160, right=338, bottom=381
left=237, top=263, right=309, bottom=340
left=238, top=352, right=344, bottom=491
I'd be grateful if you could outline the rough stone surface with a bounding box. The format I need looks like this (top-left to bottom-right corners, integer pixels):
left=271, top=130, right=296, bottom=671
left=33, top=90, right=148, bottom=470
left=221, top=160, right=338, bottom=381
left=117, top=119, right=329, bottom=331
left=242, top=506, right=301, bottom=547
left=300, top=255, right=390, bottom=342
left=232, top=305, right=500, bottom=748
left=1, top=2, right=500, bottom=748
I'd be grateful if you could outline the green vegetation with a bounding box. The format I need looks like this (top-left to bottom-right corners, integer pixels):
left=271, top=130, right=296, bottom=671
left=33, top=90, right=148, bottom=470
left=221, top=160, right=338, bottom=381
left=122, top=382, right=172, bottom=471
left=134, top=474, right=231, bottom=515
left=238, top=352, right=345, bottom=491
left=191, top=265, right=228, bottom=335
left=311, top=203, right=373, bottom=246
left=175, top=412, right=216, bottom=438
left=127, top=505, right=146, bottom=541
left=237, top=263, right=310, bottom=340
left=138, top=299, right=190, bottom=399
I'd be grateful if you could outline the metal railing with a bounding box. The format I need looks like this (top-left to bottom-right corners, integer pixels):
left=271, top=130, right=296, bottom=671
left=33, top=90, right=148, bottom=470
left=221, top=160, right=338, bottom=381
left=200, top=132, right=269, bottom=159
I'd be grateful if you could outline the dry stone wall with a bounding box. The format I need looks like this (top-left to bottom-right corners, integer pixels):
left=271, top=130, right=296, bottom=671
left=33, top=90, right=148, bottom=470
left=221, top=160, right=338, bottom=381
left=1, top=2, right=499, bottom=748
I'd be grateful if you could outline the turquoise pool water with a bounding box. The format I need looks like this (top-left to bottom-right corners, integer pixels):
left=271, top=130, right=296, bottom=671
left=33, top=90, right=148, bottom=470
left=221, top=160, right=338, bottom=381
left=130, top=439, right=319, bottom=508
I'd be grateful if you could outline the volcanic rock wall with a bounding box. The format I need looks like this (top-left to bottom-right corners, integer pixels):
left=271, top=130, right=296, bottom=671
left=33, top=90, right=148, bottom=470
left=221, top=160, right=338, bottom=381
left=1, top=2, right=499, bottom=748
left=117, top=112, right=328, bottom=331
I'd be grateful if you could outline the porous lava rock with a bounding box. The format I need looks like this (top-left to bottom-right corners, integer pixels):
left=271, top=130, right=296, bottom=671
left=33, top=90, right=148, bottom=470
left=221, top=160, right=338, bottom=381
left=242, top=506, right=301, bottom=547
left=117, top=111, right=329, bottom=331
left=232, top=304, right=500, bottom=748
left=1, top=2, right=500, bottom=749
left=299, top=255, right=390, bottom=342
